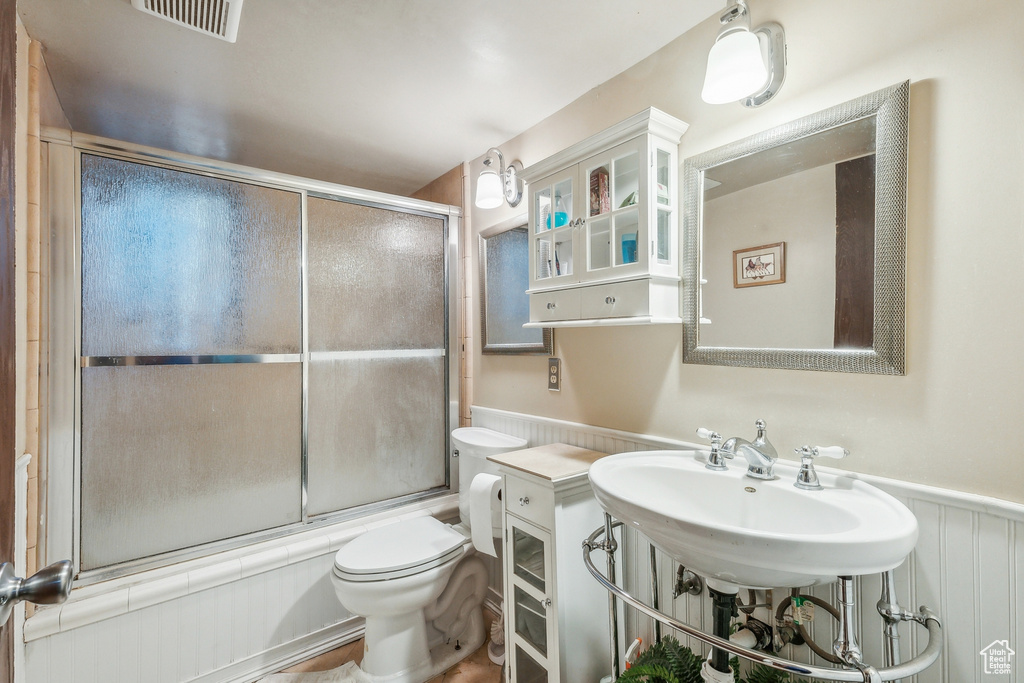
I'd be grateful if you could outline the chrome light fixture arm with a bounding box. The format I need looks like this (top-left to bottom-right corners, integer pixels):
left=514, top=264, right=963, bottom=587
left=702, top=0, right=787, bottom=107
left=744, top=21, right=786, bottom=108
left=482, top=147, right=523, bottom=208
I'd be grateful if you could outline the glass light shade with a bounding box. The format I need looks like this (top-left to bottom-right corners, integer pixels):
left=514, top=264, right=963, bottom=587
left=701, top=29, right=768, bottom=104
left=475, top=168, right=505, bottom=209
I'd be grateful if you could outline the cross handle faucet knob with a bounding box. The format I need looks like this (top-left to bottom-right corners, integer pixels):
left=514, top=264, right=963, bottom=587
left=696, top=427, right=731, bottom=470
left=793, top=445, right=849, bottom=490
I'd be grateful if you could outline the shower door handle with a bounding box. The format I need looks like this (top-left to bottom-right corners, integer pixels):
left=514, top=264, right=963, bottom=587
left=0, top=560, right=73, bottom=625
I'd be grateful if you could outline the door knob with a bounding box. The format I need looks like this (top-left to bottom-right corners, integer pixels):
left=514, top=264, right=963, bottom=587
left=0, top=560, right=73, bottom=625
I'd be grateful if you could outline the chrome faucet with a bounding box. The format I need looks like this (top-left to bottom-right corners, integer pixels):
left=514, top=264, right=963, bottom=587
left=721, top=419, right=777, bottom=480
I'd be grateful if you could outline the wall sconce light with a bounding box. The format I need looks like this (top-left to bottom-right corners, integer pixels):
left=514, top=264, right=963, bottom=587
left=475, top=147, right=523, bottom=209
left=701, top=0, right=785, bottom=107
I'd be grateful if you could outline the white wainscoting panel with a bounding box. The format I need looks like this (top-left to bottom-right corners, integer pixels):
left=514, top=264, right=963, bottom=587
left=23, top=496, right=460, bottom=683
left=25, top=549, right=356, bottom=683
left=472, top=406, right=1024, bottom=683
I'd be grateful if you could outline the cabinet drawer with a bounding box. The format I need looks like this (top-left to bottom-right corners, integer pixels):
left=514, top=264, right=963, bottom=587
left=505, top=475, right=554, bottom=528
left=580, top=280, right=650, bottom=319
left=529, top=288, right=581, bottom=323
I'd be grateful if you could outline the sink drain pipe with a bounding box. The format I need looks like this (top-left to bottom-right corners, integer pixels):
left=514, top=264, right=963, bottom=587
left=708, top=587, right=737, bottom=675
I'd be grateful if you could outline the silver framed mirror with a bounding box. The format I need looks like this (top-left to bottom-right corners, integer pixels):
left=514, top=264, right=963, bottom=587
left=479, top=215, right=553, bottom=354
left=682, top=81, right=908, bottom=374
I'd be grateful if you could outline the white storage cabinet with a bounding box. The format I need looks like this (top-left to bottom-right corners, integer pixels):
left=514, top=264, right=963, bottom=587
left=489, top=445, right=610, bottom=683
left=522, top=108, right=688, bottom=327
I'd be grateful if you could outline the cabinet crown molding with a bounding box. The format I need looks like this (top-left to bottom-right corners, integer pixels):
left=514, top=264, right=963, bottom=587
left=520, top=107, right=689, bottom=184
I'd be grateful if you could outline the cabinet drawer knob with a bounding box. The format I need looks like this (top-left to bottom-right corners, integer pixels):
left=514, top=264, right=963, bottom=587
left=546, top=302, right=556, bottom=310
left=543, top=598, right=552, bottom=607
left=519, top=496, right=530, bottom=506
left=605, top=296, right=616, bottom=304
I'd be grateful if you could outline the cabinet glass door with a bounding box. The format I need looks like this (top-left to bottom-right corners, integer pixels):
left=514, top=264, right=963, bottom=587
left=653, top=143, right=676, bottom=270
left=512, top=523, right=546, bottom=592
left=581, top=138, right=647, bottom=282
left=514, top=645, right=549, bottom=683
left=507, top=515, right=553, bottom=683
left=530, top=169, right=576, bottom=286
left=514, top=586, right=548, bottom=656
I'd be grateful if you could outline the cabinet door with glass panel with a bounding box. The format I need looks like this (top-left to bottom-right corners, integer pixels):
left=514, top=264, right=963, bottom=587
left=578, top=137, right=648, bottom=283
left=522, top=107, right=688, bottom=325
left=506, top=515, right=556, bottom=683
left=528, top=166, right=578, bottom=288
left=528, top=134, right=680, bottom=290
left=648, top=137, right=679, bottom=279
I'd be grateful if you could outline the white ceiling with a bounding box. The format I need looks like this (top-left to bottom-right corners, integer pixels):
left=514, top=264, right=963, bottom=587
left=19, top=0, right=721, bottom=196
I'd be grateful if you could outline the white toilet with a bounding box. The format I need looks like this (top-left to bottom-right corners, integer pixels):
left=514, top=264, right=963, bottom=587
left=331, top=427, right=527, bottom=683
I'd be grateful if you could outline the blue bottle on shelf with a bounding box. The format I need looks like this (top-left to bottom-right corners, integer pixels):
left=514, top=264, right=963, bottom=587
left=547, top=196, right=569, bottom=229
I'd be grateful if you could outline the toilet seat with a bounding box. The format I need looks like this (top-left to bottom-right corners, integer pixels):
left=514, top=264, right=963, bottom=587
left=333, top=516, right=468, bottom=582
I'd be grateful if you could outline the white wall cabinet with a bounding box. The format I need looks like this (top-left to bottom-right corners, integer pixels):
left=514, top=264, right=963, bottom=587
left=489, top=445, right=610, bottom=683
left=522, top=108, right=688, bottom=327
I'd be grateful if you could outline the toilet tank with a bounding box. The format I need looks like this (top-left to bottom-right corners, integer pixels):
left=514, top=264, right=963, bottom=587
left=452, top=427, right=528, bottom=528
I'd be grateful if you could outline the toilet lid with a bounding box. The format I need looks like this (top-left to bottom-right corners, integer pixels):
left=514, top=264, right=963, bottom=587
left=333, top=516, right=467, bottom=580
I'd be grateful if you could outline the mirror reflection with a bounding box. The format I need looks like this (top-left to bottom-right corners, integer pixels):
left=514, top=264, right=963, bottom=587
left=479, top=218, right=553, bottom=355
left=700, top=117, right=876, bottom=349
left=681, top=81, right=908, bottom=374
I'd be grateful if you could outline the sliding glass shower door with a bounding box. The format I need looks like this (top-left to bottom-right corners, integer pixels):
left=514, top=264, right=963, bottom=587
left=79, top=154, right=304, bottom=569
left=305, top=196, right=448, bottom=516
left=76, top=154, right=450, bottom=572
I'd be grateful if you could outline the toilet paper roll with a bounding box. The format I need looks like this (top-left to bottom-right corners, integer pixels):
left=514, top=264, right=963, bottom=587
left=469, top=473, right=502, bottom=557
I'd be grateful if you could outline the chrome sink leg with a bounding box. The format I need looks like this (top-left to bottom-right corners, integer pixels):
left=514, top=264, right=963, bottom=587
left=835, top=576, right=881, bottom=683
left=604, top=513, right=620, bottom=680
left=880, top=570, right=902, bottom=675
left=650, top=543, right=661, bottom=643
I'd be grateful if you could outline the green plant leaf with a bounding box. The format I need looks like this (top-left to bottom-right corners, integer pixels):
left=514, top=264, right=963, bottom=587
left=617, top=637, right=702, bottom=683
left=616, top=663, right=679, bottom=683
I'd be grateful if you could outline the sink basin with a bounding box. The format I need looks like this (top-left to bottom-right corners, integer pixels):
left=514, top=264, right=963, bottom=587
left=588, top=450, right=918, bottom=590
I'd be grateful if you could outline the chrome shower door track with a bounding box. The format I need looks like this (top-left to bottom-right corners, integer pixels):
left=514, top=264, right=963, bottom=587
left=582, top=523, right=942, bottom=683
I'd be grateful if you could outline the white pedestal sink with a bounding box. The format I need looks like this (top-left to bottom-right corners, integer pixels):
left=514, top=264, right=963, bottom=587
left=588, top=450, right=918, bottom=590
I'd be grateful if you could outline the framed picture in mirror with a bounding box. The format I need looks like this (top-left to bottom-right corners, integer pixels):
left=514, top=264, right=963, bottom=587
left=733, top=242, right=785, bottom=288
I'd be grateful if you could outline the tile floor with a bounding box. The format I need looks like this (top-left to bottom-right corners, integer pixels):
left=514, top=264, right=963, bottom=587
left=279, top=610, right=503, bottom=683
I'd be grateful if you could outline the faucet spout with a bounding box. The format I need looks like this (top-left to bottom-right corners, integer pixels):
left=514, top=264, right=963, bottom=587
left=721, top=419, right=777, bottom=480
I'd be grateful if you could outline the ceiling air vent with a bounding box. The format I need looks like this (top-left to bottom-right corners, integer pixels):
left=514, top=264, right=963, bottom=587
left=131, top=0, right=244, bottom=43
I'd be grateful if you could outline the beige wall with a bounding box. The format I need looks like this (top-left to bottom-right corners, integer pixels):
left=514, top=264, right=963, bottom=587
left=466, top=0, right=1024, bottom=502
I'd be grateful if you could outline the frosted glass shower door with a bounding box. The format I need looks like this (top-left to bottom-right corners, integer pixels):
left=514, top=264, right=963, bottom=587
left=305, top=196, right=447, bottom=516
left=79, top=155, right=303, bottom=570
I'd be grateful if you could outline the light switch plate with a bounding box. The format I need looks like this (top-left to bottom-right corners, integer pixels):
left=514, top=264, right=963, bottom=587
left=548, top=357, right=561, bottom=391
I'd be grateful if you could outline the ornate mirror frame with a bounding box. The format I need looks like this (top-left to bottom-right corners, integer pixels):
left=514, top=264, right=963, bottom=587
left=682, top=81, right=909, bottom=374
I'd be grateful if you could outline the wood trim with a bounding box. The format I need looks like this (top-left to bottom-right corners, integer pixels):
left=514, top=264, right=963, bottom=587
left=0, top=0, right=17, bottom=678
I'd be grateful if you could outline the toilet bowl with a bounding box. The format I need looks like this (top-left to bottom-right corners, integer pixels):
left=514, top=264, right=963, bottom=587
left=330, top=427, right=527, bottom=683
